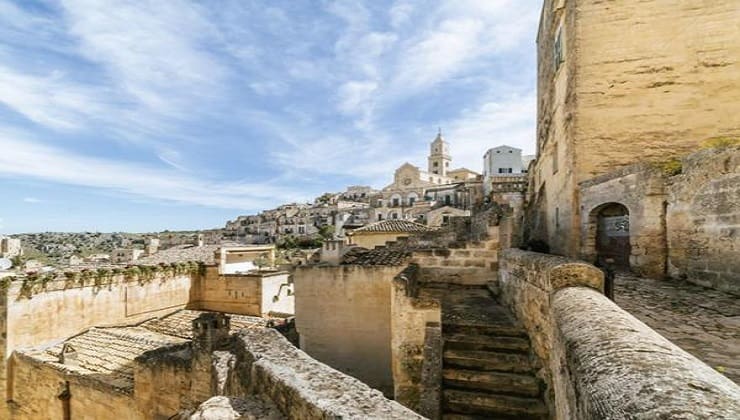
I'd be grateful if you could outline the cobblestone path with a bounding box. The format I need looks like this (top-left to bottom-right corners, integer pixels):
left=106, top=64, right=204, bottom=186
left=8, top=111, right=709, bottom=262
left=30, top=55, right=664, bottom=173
left=615, top=274, right=740, bottom=384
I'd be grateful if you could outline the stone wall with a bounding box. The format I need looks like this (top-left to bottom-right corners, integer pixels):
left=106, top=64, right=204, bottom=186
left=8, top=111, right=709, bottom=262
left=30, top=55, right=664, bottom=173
left=666, top=147, right=740, bottom=294
left=229, top=328, right=423, bottom=419
left=390, top=264, right=441, bottom=412
left=578, top=164, right=668, bottom=278
left=529, top=0, right=740, bottom=257
left=134, top=343, right=192, bottom=419
left=293, top=265, right=403, bottom=396
left=193, top=267, right=294, bottom=316
left=9, top=352, right=142, bottom=419
left=498, top=249, right=740, bottom=419
left=0, top=268, right=196, bottom=411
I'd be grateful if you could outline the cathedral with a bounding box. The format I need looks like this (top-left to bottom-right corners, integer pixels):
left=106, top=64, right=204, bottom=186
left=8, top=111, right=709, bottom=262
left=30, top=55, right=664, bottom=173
left=377, top=132, right=481, bottom=222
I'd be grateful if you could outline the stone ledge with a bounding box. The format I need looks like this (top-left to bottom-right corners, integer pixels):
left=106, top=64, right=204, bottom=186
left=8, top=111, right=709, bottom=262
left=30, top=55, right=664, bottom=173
left=499, top=248, right=603, bottom=292
left=236, top=328, right=424, bottom=419
left=553, top=287, right=740, bottom=418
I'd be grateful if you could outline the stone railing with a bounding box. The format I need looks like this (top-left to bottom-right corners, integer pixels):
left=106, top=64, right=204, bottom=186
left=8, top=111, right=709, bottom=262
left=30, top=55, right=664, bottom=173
left=232, top=328, right=423, bottom=419
left=498, top=249, right=740, bottom=419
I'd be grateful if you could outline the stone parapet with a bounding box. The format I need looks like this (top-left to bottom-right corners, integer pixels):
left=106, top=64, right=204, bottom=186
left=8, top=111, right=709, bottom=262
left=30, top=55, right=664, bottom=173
left=234, top=328, right=423, bottom=419
left=554, top=286, right=740, bottom=419
left=498, top=249, right=740, bottom=419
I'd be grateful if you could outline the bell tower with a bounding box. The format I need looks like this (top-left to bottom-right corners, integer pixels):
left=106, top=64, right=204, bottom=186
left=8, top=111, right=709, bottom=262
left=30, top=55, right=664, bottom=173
left=428, top=129, right=451, bottom=176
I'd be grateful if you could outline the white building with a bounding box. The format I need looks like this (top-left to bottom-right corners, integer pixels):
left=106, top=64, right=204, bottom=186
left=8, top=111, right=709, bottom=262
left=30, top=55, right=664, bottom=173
left=483, top=145, right=532, bottom=195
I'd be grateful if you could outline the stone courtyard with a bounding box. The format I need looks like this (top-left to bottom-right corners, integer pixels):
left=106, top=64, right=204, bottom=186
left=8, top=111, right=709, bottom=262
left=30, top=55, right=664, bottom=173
left=615, top=274, right=740, bottom=384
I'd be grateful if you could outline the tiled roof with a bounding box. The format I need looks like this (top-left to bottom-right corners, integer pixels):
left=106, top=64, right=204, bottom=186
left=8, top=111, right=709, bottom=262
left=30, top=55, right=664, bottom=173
left=19, top=310, right=266, bottom=393
left=341, top=247, right=411, bottom=266
left=349, top=219, right=432, bottom=234
left=136, top=244, right=219, bottom=265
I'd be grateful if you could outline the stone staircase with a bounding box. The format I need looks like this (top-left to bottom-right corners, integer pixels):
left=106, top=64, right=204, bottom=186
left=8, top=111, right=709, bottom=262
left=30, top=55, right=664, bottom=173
left=419, top=287, right=548, bottom=420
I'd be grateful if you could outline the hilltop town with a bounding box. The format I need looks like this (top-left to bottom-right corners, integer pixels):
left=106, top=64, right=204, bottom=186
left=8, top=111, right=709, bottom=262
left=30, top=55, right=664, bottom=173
left=0, top=1, right=738, bottom=420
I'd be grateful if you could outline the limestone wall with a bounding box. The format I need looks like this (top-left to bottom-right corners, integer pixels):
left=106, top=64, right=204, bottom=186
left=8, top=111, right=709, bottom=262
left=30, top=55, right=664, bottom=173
left=578, top=164, right=668, bottom=278
left=294, top=265, right=402, bottom=397
left=530, top=0, right=740, bottom=257
left=134, top=344, right=192, bottom=419
left=9, top=352, right=143, bottom=420
left=3, top=272, right=192, bottom=354
left=0, top=266, right=197, bottom=410
left=498, top=249, right=740, bottom=419
left=390, top=264, right=441, bottom=412
left=193, top=267, right=294, bottom=316
left=666, top=147, right=740, bottom=294
left=230, top=328, right=423, bottom=419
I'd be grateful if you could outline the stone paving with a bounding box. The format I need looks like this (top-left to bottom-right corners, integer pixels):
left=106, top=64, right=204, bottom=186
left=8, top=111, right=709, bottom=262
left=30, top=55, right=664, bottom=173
left=614, top=274, right=740, bottom=384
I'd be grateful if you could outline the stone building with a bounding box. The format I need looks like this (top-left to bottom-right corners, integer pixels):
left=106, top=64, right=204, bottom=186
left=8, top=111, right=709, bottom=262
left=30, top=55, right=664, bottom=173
left=527, top=0, right=740, bottom=257
left=346, top=219, right=433, bottom=250
left=0, top=236, right=22, bottom=259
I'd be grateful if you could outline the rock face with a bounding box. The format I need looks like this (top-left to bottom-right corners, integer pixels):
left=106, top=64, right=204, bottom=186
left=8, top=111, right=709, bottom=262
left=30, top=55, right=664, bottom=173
left=189, top=396, right=284, bottom=420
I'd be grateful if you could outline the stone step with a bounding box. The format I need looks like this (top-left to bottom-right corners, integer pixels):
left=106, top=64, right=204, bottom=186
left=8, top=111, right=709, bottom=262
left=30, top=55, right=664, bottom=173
left=444, top=333, right=530, bottom=353
left=443, top=389, right=547, bottom=418
left=443, top=349, right=532, bottom=373
left=443, top=322, right=528, bottom=338
left=419, top=267, right=495, bottom=286
left=443, top=369, right=540, bottom=397
left=443, top=411, right=543, bottom=420
left=487, top=281, right=501, bottom=298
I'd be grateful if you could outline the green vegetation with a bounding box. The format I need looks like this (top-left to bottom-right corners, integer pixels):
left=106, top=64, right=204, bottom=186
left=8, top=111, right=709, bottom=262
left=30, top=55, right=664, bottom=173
left=700, top=136, right=740, bottom=149
left=654, top=158, right=683, bottom=176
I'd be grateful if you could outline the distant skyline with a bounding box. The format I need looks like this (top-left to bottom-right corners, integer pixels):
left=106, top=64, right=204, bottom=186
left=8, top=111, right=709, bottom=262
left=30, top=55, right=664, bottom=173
left=0, top=0, right=540, bottom=233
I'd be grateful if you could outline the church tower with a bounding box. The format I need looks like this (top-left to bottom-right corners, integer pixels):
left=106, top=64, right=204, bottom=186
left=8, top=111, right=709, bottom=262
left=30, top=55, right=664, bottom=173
left=428, top=129, right=451, bottom=176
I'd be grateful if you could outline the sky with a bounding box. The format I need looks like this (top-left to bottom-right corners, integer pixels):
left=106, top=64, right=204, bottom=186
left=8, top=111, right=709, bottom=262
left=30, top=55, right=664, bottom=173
left=0, top=0, right=541, bottom=233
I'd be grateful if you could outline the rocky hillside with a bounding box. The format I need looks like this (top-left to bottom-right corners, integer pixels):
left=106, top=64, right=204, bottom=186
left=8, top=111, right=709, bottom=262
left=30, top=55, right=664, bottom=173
left=11, top=230, right=224, bottom=266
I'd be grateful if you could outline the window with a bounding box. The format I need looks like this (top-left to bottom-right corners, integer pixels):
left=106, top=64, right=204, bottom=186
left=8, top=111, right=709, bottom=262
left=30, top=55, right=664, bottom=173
left=498, top=168, right=513, bottom=174
left=392, top=198, right=400, bottom=207
left=442, top=215, right=450, bottom=225
left=445, top=162, right=449, bottom=167
left=409, top=197, right=416, bottom=206
left=392, top=213, right=399, bottom=219
left=445, top=195, right=451, bottom=205
left=377, top=213, right=383, bottom=221
left=554, top=25, right=564, bottom=72
left=298, top=226, right=305, bottom=234
left=433, top=161, right=438, bottom=167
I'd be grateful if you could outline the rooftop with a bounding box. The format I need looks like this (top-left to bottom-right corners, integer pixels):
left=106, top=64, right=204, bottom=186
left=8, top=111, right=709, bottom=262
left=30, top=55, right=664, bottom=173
left=137, top=244, right=220, bottom=265
left=341, top=247, right=411, bottom=266
left=17, top=310, right=266, bottom=393
left=349, top=219, right=433, bottom=234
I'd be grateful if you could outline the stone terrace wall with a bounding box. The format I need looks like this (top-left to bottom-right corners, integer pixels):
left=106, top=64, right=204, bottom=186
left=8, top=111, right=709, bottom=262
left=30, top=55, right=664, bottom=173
left=391, top=264, right=441, bottom=413
left=293, top=265, right=403, bottom=397
left=666, top=147, right=740, bottom=294
left=578, top=164, right=668, bottom=278
left=9, top=352, right=142, bottom=419
left=229, top=328, right=423, bottom=419
left=0, top=266, right=197, bottom=411
left=498, top=249, right=740, bottom=419
left=193, top=267, right=294, bottom=316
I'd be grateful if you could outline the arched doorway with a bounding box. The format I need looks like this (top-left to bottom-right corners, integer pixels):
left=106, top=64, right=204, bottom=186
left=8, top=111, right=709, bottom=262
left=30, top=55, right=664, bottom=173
left=593, top=203, right=631, bottom=269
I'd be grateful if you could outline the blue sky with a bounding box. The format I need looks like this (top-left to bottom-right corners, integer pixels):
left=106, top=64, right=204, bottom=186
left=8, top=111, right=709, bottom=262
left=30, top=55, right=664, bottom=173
left=0, top=0, right=540, bottom=233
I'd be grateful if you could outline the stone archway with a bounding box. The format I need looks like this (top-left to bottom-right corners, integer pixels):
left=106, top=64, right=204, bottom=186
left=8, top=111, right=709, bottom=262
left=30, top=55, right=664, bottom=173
left=589, top=203, right=631, bottom=269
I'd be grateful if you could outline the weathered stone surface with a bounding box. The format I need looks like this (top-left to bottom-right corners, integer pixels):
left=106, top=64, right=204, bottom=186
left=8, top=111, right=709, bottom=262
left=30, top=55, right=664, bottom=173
left=554, top=287, right=740, bottom=419
left=236, top=328, right=423, bottom=420
left=615, top=274, right=740, bottom=384
left=666, top=146, right=740, bottom=294
left=189, top=395, right=284, bottom=420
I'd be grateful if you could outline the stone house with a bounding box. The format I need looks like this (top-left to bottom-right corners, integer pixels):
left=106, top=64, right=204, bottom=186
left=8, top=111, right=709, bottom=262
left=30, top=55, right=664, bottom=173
left=346, top=220, right=433, bottom=250
left=527, top=0, right=740, bottom=257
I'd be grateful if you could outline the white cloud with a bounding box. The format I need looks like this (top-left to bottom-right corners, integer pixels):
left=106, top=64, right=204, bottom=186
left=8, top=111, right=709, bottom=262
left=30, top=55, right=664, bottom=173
left=22, top=197, right=42, bottom=203
left=0, top=129, right=310, bottom=210
left=0, top=66, right=107, bottom=130
left=443, top=92, right=537, bottom=172
left=60, top=0, right=228, bottom=117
